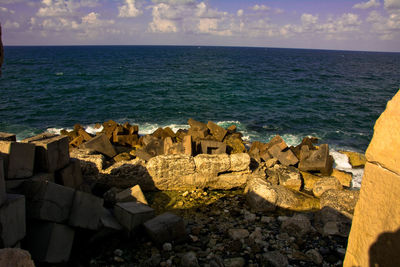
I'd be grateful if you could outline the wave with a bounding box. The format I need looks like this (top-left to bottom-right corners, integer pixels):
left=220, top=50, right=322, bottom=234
left=330, top=149, right=363, bottom=189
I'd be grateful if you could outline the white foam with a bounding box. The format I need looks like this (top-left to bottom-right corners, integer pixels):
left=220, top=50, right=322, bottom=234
left=138, top=123, right=189, bottom=135
left=330, top=149, right=364, bottom=189
left=46, top=127, right=68, bottom=135
left=85, top=124, right=103, bottom=135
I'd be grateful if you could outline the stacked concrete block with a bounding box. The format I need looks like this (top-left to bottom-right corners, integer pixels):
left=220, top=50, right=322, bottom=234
left=26, top=221, right=74, bottom=263
left=0, top=159, right=5, bottom=206
left=23, top=180, right=75, bottom=223
left=114, top=202, right=155, bottom=233
left=6, top=172, right=54, bottom=194
left=0, top=141, right=35, bottom=179
left=82, top=134, right=117, bottom=158
left=144, top=212, right=187, bottom=245
left=22, top=133, right=70, bottom=172
left=0, top=194, right=26, bottom=248
left=115, top=185, right=148, bottom=205
left=68, top=191, right=104, bottom=230
left=55, top=158, right=83, bottom=189
left=0, top=132, right=16, bottom=141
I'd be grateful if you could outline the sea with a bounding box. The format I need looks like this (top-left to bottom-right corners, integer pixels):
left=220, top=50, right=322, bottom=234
left=1, top=46, right=399, bottom=187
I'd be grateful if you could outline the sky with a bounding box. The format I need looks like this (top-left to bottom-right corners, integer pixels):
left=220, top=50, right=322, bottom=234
left=0, top=0, right=400, bottom=52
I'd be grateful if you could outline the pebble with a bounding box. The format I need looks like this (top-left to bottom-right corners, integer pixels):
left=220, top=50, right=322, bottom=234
left=113, top=249, right=123, bottom=257
left=163, top=243, right=172, bottom=251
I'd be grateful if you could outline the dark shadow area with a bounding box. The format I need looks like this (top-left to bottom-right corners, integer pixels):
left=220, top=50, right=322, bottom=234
left=369, top=227, right=400, bottom=267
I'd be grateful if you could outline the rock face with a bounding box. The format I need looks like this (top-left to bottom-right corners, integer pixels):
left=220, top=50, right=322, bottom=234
left=146, top=153, right=250, bottom=190
left=344, top=91, right=400, bottom=267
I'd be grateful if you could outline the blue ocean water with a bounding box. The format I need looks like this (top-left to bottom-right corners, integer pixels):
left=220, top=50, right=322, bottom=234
left=0, top=46, right=399, bottom=152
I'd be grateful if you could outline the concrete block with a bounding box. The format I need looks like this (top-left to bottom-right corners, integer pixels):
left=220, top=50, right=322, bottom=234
left=26, top=221, right=74, bottom=263
left=0, top=248, right=35, bottom=267
left=0, top=194, right=26, bottom=248
left=68, top=191, right=104, bottom=230
left=299, top=144, right=332, bottom=175
left=100, top=208, right=123, bottom=231
left=0, top=159, right=5, bottom=206
left=200, top=140, right=226, bottom=154
left=0, top=141, right=35, bottom=179
left=207, top=121, right=227, bottom=142
left=55, top=159, right=83, bottom=189
left=23, top=134, right=70, bottom=172
left=183, top=135, right=193, bottom=156
left=82, top=134, right=117, bottom=158
left=114, top=202, right=154, bottom=232
left=0, top=132, right=16, bottom=141
left=5, top=172, right=54, bottom=194
left=115, top=184, right=148, bottom=205
left=23, top=180, right=75, bottom=223
left=144, top=212, right=186, bottom=245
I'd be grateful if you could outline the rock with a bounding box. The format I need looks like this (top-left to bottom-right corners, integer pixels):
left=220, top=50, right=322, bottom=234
left=188, top=118, right=207, bottom=130
left=245, top=177, right=319, bottom=212
left=268, top=145, right=299, bottom=166
left=99, top=208, right=123, bottom=231
left=320, top=189, right=359, bottom=216
left=292, top=136, right=318, bottom=159
left=340, top=151, right=366, bottom=168
left=207, top=121, right=227, bottom=142
left=0, top=248, right=35, bottom=267
left=225, top=135, right=246, bottom=154
left=114, top=202, right=155, bottom=233
left=183, top=135, right=193, bottom=156
left=227, top=124, right=237, bottom=133
left=144, top=212, right=186, bottom=245
left=152, top=127, right=174, bottom=139
left=70, top=148, right=105, bottom=176
left=331, top=169, right=352, bottom=187
left=26, top=221, right=74, bottom=263
left=208, top=171, right=250, bottom=190
left=299, top=144, right=333, bottom=175
left=229, top=153, right=250, bottom=172
left=313, top=177, right=342, bottom=198
left=0, top=132, right=16, bottom=142
left=274, top=164, right=302, bottom=191
left=23, top=180, right=75, bottom=223
left=181, top=251, right=199, bottom=267
left=0, top=194, right=26, bottom=248
left=265, top=158, right=278, bottom=168
left=306, top=249, right=323, bottom=265
left=68, top=191, right=104, bottom=230
left=323, top=221, right=340, bottom=236
left=266, top=135, right=288, bottom=151
left=6, top=172, right=54, bottom=194
left=280, top=214, right=311, bottom=238
left=134, top=149, right=153, bottom=161
left=194, top=154, right=230, bottom=175
left=162, top=242, right=172, bottom=251
left=200, top=140, right=226, bottom=154
left=228, top=229, right=249, bottom=240
left=300, top=171, right=322, bottom=191
left=0, top=141, right=35, bottom=179
left=55, top=158, right=83, bottom=189
left=188, top=119, right=209, bottom=141
left=22, top=134, right=70, bottom=172
left=82, top=134, right=117, bottom=158
left=115, top=184, right=148, bottom=205
left=143, top=138, right=164, bottom=157
left=262, top=251, right=289, bottom=267
left=224, top=257, right=245, bottom=267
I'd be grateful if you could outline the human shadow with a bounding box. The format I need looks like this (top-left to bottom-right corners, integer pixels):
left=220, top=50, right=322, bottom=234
left=369, top=227, right=400, bottom=267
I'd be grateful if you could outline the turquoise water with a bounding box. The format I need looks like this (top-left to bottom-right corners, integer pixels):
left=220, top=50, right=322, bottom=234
left=0, top=46, right=399, bottom=152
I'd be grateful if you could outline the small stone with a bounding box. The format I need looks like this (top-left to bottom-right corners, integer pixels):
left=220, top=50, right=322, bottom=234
left=182, top=191, right=189, bottom=197
left=181, top=251, right=199, bottom=267
left=263, top=251, right=289, bottom=267
left=244, top=211, right=256, bottom=222
left=306, top=249, right=323, bottom=265
left=228, top=229, right=249, bottom=240
left=261, top=216, right=274, bottom=223
left=224, top=257, right=246, bottom=267
left=114, top=256, right=124, bottom=262
left=114, top=249, right=123, bottom=257
left=163, top=243, right=172, bottom=251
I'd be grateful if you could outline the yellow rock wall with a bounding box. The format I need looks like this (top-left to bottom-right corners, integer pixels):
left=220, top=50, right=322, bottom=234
left=344, top=90, right=400, bottom=267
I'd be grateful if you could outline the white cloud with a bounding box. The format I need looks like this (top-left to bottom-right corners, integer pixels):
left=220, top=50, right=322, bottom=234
left=353, top=0, right=380, bottom=9
left=148, top=3, right=178, bottom=33
left=384, top=0, right=400, bottom=10
left=3, top=20, right=20, bottom=29
left=118, top=0, right=142, bottom=18
left=0, top=6, right=14, bottom=14
left=36, top=0, right=99, bottom=17
left=237, top=9, right=243, bottom=17
left=367, top=10, right=400, bottom=39
left=252, top=4, right=270, bottom=11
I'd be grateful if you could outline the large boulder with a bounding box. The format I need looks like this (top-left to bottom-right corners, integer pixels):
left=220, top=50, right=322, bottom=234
left=299, top=144, right=333, bottom=175
left=344, top=91, right=400, bottom=267
left=320, top=189, right=359, bottom=216
left=244, top=177, right=319, bottom=212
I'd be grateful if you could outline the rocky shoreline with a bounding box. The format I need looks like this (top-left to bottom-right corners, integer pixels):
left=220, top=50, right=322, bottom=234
left=0, top=118, right=365, bottom=266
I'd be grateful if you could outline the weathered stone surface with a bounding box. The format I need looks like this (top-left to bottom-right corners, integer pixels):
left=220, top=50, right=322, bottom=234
left=183, top=135, right=193, bottom=156
left=26, top=221, right=74, bottom=263
left=99, top=208, right=123, bottom=231
left=224, top=135, right=246, bottom=154
left=299, top=144, right=332, bottom=175
left=194, top=154, right=230, bottom=175
left=274, top=164, right=302, bottom=191
left=281, top=214, right=311, bottom=238
left=320, top=189, right=359, bottom=216
left=144, top=212, right=186, bottom=245
left=262, top=251, right=289, bottom=267
left=208, top=171, right=250, bottom=190
left=70, top=148, right=105, bottom=176
left=115, top=184, right=148, bottom=205
left=68, top=191, right=104, bottom=230
left=228, top=229, right=249, bottom=240
left=207, top=121, right=227, bottom=142
left=0, top=194, right=26, bottom=248
left=344, top=162, right=400, bottom=267
left=113, top=152, right=132, bottom=162
left=200, top=140, right=226, bottom=154
left=266, top=135, right=288, bottom=151
left=0, top=248, right=35, bottom=267
left=331, top=168, right=352, bottom=187
left=188, top=118, right=207, bottom=131
left=245, top=177, right=319, bottom=212
left=163, top=137, right=184, bottom=155
left=292, top=136, right=318, bottom=159
left=23, top=134, right=70, bottom=172
left=23, top=180, right=75, bottom=223
left=312, top=177, right=342, bottom=198
left=300, top=171, right=322, bottom=192
left=147, top=154, right=196, bottom=190
left=0, top=141, right=35, bottom=179
left=114, top=202, right=155, bottom=232
left=229, top=153, right=250, bottom=172
left=181, top=251, right=199, bottom=267
left=143, top=138, right=164, bottom=157
left=55, top=158, right=83, bottom=189
left=340, top=151, right=366, bottom=168
left=0, top=159, right=5, bottom=206
left=152, top=127, right=174, bottom=139
left=134, top=149, right=153, bottom=161
left=82, top=134, right=117, bottom=158
left=268, top=145, right=299, bottom=166
left=0, top=132, right=16, bottom=142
